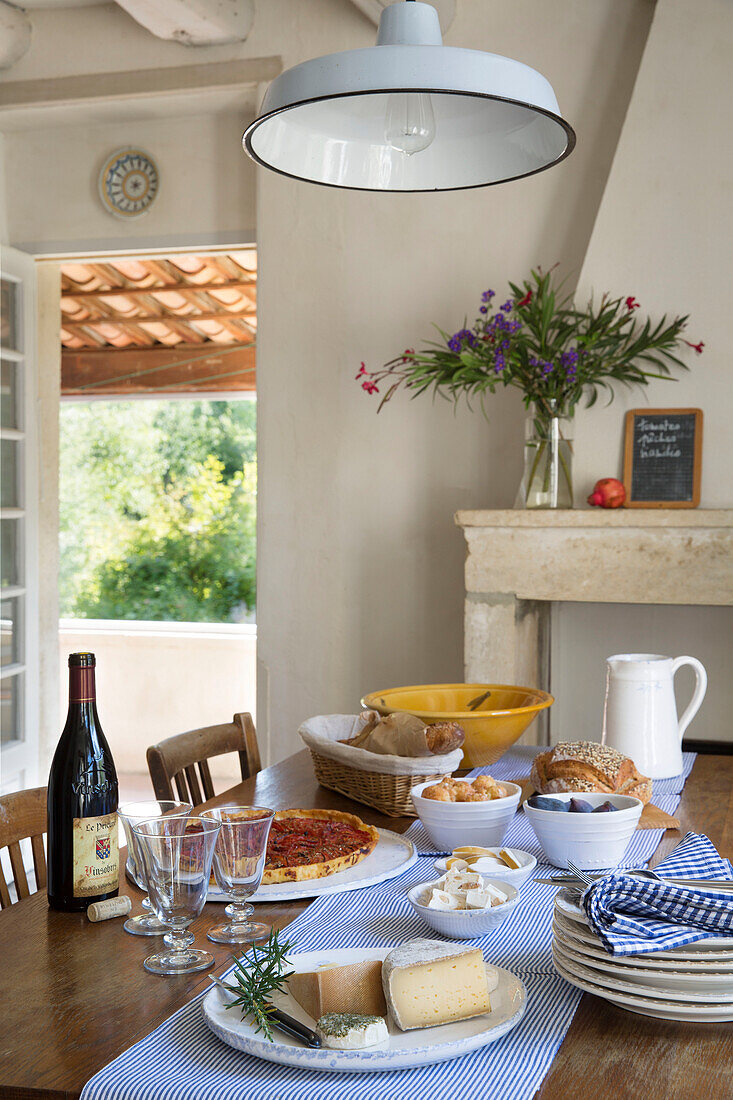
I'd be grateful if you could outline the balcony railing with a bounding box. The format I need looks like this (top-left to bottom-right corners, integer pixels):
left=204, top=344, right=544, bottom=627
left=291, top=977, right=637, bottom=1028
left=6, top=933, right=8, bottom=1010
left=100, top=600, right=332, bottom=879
left=59, top=619, right=257, bottom=780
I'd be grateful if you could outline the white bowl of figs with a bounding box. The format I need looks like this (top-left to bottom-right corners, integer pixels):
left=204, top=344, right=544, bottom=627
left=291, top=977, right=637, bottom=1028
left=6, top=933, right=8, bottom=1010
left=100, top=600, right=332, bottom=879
left=524, top=792, right=643, bottom=869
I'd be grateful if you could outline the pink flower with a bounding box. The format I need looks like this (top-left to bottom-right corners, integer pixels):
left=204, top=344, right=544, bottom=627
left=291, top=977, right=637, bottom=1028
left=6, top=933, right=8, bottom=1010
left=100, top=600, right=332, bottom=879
left=683, top=339, right=705, bottom=354
left=355, top=362, right=367, bottom=379
left=625, top=296, right=640, bottom=310
left=516, top=289, right=533, bottom=308
left=361, top=379, right=379, bottom=394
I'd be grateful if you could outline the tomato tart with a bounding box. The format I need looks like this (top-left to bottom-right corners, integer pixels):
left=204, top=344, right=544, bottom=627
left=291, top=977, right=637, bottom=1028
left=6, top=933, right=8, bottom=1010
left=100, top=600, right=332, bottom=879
left=261, top=808, right=380, bottom=884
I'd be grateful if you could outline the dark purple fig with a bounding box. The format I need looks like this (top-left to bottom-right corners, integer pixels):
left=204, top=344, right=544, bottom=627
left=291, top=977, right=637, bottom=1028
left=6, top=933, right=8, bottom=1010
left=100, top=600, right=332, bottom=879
left=528, top=795, right=569, bottom=812
left=568, top=798, right=594, bottom=813
left=592, top=800, right=619, bottom=813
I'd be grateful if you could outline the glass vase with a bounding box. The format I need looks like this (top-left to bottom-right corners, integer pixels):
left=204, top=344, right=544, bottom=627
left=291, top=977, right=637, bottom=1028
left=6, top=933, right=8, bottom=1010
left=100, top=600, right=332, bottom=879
left=515, top=406, right=574, bottom=509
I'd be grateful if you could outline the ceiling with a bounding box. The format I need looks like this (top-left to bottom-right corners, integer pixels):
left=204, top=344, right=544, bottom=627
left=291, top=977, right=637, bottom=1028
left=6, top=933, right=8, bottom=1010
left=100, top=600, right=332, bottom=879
left=60, top=251, right=257, bottom=396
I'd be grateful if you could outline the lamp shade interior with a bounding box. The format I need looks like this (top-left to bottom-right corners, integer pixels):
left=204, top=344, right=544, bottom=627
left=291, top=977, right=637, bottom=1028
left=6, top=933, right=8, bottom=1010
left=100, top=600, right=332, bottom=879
left=246, top=90, right=572, bottom=191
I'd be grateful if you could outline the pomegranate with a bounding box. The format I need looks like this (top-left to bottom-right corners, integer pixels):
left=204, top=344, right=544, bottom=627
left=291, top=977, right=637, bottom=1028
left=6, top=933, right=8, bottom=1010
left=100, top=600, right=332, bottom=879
left=587, top=478, right=626, bottom=508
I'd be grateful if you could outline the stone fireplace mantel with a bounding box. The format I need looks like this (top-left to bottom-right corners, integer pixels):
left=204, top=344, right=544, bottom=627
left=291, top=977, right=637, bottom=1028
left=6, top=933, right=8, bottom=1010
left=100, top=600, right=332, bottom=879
left=455, top=509, right=733, bottom=742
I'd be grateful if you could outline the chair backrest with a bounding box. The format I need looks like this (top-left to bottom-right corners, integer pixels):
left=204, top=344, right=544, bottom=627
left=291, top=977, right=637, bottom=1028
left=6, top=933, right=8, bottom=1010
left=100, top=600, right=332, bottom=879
left=0, top=786, right=47, bottom=908
left=146, top=712, right=261, bottom=806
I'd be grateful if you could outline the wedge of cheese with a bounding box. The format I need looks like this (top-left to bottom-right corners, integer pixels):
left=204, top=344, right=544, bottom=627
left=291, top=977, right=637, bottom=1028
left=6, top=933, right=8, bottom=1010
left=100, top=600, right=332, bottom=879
left=288, top=960, right=387, bottom=1021
left=382, top=939, right=492, bottom=1031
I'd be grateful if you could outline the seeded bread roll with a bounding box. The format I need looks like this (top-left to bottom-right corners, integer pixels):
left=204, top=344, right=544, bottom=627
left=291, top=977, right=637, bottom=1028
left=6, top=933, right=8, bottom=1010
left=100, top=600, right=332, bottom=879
left=530, top=740, right=652, bottom=805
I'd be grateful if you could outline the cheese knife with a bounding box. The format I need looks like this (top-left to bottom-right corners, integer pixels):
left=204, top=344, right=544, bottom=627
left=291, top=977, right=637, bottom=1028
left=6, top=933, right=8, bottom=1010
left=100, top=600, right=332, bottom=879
left=208, top=974, right=322, bottom=1047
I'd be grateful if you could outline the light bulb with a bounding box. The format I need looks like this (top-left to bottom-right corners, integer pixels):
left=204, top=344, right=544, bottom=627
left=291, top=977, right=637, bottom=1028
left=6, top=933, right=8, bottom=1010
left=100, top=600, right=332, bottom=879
left=384, top=92, right=436, bottom=156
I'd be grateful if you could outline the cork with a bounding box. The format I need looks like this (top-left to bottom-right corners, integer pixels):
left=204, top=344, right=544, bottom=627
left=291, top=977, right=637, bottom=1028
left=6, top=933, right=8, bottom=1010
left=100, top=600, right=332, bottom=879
left=87, top=895, right=132, bottom=922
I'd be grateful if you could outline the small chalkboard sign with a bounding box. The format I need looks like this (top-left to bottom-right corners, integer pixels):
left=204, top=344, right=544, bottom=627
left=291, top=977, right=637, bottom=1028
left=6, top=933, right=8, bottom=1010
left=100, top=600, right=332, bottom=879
left=623, top=408, right=702, bottom=507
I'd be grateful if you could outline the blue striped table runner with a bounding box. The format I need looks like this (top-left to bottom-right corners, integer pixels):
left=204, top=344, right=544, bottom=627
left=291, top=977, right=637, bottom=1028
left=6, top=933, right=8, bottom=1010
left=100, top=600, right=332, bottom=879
left=81, top=857, right=582, bottom=1100
left=80, top=752, right=695, bottom=1100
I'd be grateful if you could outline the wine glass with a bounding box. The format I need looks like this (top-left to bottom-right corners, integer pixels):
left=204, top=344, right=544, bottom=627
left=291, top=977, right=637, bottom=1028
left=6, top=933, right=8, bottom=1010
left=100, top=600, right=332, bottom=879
left=132, top=815, right=221, bottom=975
left=199, top=805, right=274, bottom=944
left=118, top=800, right=192, bottom=936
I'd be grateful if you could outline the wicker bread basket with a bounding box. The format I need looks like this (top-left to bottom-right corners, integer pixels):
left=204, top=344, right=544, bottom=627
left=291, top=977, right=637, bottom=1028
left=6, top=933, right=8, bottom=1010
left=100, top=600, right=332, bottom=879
left=298, top=714, right=464, bottom=818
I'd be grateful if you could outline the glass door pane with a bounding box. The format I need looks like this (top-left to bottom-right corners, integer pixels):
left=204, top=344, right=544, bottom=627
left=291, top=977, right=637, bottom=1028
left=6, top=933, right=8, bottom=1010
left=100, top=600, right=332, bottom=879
left=0, top=360, right=18, bottom=429
left=1, top=247, right=38, bottom=786
left=0, top=279, right=18, bottom=352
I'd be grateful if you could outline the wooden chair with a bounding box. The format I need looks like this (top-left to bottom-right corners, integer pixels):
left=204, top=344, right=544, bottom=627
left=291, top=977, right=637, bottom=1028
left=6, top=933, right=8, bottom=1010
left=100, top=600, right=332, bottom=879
left=0, top=786, right=47, bottom=908
left=146, top=712, right=262, bottom=806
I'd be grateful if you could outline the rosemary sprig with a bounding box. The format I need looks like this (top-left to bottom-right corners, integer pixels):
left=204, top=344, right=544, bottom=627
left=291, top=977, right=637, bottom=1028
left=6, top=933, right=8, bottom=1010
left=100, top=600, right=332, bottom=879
left=219, top=929, right=295, bottom=1041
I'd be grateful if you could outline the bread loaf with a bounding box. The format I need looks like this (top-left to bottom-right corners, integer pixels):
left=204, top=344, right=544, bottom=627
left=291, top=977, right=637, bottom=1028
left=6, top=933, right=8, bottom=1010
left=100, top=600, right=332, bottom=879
left=530, top=741, right=652, bottom=804
left=345, top=713, right=464, bottom=758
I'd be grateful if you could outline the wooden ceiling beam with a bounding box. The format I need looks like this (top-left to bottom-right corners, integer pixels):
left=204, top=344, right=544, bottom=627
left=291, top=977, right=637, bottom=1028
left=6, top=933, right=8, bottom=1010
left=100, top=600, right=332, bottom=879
left=61, top=278, right=256, bottom=300
left=61, top=307, right=256, bottom=333
left=62, top=343, right=256, bottom=395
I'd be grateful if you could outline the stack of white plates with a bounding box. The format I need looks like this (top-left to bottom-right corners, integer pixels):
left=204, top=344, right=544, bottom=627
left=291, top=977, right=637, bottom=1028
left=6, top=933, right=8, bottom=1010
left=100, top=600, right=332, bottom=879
left=552, top=889, right=733, bottom=1023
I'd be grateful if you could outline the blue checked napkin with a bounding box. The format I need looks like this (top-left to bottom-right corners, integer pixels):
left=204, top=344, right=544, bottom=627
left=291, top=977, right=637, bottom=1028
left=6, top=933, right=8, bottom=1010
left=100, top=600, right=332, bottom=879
left=582, top=832, right=733, bottom=956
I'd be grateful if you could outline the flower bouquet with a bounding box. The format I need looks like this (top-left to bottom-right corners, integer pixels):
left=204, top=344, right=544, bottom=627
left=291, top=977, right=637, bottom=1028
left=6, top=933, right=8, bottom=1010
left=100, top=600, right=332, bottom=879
left=357, top=269, right=702, bottom=507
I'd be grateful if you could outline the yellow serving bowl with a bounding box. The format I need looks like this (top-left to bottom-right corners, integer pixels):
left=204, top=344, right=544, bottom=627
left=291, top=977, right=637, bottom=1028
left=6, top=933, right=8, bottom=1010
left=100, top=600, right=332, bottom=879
left=360, top=683, right=554, bottom=768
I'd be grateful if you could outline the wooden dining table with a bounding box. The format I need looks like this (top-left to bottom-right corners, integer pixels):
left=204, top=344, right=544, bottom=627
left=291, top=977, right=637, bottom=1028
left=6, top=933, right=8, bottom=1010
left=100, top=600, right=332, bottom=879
left=1, top=749, right=732, bottom=1100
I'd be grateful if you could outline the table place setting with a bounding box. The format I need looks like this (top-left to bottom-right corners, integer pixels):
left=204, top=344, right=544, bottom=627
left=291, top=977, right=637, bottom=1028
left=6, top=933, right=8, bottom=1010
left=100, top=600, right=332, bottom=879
left=7, top=663, right=732, bottom=1100
left=548, top=832, right=733, bottom=1023
left=77, top=712, right=713, bottom=1100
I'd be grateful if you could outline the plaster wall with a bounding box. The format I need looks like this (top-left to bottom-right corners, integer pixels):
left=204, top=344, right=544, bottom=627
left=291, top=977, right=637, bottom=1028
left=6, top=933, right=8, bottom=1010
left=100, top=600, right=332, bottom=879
left=551, top=0, right=733, bottom=745
left=4, top=110, right=257, bottom=253
left=6, top=0, right=726, bottom=767
left=255, top=0, right=655, bottom=760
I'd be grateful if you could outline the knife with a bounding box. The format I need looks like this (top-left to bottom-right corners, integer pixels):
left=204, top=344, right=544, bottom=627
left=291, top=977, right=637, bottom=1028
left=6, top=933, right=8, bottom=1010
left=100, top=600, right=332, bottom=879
left=534, top=874, right=733, bottom=891
left=208, top=974, right=322, bottom=1047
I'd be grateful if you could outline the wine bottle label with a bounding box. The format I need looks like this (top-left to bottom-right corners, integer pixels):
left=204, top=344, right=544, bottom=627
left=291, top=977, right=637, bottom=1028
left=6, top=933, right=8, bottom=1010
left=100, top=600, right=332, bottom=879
left=73, top=812, right=119, bottom=897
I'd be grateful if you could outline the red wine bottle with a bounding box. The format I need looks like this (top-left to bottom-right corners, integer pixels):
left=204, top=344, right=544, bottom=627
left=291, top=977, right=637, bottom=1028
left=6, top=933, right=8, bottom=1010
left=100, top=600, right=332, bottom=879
left=47, top=653, right=119, bottom=912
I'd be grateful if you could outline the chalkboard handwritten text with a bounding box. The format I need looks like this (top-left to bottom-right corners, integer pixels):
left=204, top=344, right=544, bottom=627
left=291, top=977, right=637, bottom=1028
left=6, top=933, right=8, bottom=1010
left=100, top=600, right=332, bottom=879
left=637, top=417, right=682, bottom=459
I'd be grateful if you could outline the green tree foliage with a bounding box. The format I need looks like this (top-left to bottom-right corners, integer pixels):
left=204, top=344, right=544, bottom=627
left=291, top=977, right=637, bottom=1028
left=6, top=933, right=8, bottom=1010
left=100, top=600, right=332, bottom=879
left=59, top=399, right=256, bottom=622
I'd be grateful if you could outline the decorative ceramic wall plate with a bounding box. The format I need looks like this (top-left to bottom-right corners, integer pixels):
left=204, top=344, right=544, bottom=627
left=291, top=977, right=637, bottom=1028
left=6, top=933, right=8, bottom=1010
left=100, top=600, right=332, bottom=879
left=203, top=948, right=527, bottom=1073
left=99, top=149, right=159, bottom=218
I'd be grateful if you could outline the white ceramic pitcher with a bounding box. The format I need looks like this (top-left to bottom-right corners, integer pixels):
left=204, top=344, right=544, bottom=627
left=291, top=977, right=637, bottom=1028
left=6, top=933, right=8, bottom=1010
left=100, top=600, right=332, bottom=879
left=602, top=653, right=707, bottom=779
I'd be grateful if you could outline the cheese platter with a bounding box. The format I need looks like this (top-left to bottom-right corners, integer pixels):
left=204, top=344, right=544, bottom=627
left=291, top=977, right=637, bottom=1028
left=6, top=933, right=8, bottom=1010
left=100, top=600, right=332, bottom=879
left=202, top=946, right=527, bottom=1073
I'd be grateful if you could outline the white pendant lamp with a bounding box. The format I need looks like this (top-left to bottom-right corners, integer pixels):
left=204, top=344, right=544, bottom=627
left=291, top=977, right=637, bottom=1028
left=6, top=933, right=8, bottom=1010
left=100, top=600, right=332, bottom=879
left=242, top=0, right=575, bottom=192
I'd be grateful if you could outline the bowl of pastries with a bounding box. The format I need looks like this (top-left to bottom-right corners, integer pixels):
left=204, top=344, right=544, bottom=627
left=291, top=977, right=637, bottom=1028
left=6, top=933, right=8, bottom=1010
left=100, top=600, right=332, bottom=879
left=410, top=774, right=521, bottom=850
left=407, top=868, right=520, bottom=939
left=523, top=740, right=651, bottom=869
left=361, top=683, right=553, bottom=768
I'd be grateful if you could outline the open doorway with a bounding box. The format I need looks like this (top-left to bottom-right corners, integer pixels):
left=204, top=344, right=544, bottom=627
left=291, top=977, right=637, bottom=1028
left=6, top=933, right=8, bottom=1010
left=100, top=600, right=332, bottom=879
left=58, top=250, right=257, bottom=801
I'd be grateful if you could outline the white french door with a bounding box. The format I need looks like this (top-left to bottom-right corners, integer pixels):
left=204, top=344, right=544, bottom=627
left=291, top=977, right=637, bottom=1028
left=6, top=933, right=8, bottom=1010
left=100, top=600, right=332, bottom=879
left=0, top=246, right=39, bottom=793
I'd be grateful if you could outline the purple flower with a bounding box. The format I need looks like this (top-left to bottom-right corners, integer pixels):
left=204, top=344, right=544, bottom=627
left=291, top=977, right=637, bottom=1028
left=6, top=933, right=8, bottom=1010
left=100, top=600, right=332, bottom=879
left=541, top=361, right=554, bottom=376
left=481, top=289, right=495, bottom=303
left=448, top=328, right=477, bottom=353
left=500, top=299, right=513, bottom=312
left=560, top=346, right=579, bottom=377
left=494, top=353, right=506, bottom=373
left=480, top=306, right=488, bottom=314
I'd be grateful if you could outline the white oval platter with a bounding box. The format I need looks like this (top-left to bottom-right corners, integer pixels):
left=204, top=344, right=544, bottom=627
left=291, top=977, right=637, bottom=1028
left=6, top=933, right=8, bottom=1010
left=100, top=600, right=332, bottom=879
left=128, top=828, right=417, bottom=903
left=433, top=847, right=537, bottom=890
left=553, top=948, right=733, bottom=1022
left=203, top=948, right=527, bottom=1073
